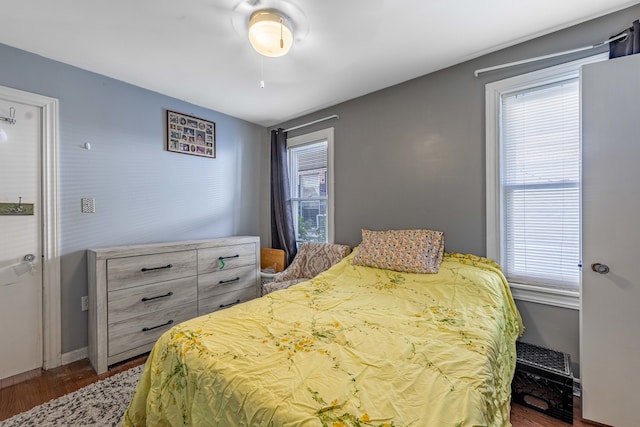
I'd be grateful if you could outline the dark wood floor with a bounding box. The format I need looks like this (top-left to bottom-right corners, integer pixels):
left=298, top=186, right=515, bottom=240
left=0, top=357, right=598, bottom=426
left=0, top=356, right=146, bottom=422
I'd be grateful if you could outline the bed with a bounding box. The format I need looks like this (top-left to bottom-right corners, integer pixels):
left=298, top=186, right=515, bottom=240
left=123, top=247, right=523, bottom=426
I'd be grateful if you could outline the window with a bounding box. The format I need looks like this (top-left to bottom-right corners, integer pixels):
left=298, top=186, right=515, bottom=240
left=287, top=128, right=334, bottom=245
left=485, top=54, right=606, bottom=309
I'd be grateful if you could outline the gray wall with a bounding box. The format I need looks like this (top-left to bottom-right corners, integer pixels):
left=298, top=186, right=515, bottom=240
left=272, top=4, right=640, bottom=377
left=0, top=44, right=265, bottom=353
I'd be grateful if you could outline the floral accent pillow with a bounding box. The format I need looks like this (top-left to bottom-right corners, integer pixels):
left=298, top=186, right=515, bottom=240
left=351, top=229, right=445, bottom=274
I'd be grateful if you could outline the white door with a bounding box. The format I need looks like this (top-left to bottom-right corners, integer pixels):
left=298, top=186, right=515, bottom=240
left=0, top=99, right=43, bottom=380
left=581, top=53, right=640, bottom=427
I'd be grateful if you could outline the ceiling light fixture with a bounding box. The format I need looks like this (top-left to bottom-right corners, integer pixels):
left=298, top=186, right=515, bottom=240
left=248, top=9, right=293, bottom=57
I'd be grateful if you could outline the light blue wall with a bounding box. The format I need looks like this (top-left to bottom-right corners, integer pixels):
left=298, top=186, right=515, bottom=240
left=0, top=44, right=266, bottom=353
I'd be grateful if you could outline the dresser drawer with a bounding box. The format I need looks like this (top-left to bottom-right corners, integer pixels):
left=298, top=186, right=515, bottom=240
left=198, top=243, right=256, bottom=274
left=198, top=265, right=256, bottom=301
left=107, top=250, right=196, bottom=291
left=108, top=276, right=197, bottom=324
left=198, top=286, right=257, bottom=315
left=108, top=304, right=197, bottom=357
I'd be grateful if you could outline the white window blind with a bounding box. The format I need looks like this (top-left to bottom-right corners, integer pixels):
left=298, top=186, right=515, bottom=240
left=289, top=140, right=329, bottom=244
left=501, top=77, right=580, bottom=288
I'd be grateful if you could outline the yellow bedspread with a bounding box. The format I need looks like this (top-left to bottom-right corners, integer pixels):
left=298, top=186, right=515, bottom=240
left=123, top=252, right=523, bottom=427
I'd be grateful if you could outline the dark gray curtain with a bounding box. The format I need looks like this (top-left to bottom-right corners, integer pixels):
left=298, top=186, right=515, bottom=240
left=610, top=19, right=640, bottom=58
left=270, top=128, right=297, bottom=266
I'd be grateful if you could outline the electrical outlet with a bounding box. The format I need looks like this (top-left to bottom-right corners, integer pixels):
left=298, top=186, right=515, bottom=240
left=81, top=198, right=95, bottom=213
left=81, top=296, right=89, bottom=311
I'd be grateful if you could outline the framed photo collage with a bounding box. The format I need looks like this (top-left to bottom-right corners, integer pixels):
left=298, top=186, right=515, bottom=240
left=166, top=110, right=216, bottom=158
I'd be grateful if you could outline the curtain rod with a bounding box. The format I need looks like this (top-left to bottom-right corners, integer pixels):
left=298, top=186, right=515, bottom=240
left=473, top=32, right=627, bottom=77
left=283, top=114, right=339, bottom=132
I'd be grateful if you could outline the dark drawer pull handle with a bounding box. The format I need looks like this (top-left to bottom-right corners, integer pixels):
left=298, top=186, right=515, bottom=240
left=141, top=291, right=174, bottom=302
left=220, top=299, right=241, bottom=308
left=218, top=254, right=239, bottom=270
left=219, top=277, right=240, bottom=285
left=141, top=264, right=173, bottom=272
left=142, top=319, right=174, bottom=332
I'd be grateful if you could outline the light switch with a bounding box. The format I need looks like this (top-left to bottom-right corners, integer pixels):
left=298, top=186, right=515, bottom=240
left=81, top=198, right=95, bottom=213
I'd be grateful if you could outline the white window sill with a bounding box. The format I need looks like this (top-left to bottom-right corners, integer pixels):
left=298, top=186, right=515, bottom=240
left=509, top=282, right=579, bottom=310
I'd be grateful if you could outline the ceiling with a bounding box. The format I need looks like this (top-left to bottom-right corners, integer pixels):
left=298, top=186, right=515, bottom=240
left=0, top=0, right=636, bottom=127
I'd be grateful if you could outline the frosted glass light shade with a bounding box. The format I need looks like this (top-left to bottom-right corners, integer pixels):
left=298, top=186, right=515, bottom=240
left=248, top=10, right=293, bottom=57
left=0, top=129, right=7, bottom=143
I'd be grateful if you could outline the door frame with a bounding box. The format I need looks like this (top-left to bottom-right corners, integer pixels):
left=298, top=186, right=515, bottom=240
left=0, top=84, right=61, bottom=370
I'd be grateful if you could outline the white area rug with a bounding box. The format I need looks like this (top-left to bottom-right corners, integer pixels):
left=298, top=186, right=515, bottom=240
left=0, top=364, right=143, bottom=427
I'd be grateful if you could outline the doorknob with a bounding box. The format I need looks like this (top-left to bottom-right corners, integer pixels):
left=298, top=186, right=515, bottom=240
left=591, top=263, right=610, bottom=274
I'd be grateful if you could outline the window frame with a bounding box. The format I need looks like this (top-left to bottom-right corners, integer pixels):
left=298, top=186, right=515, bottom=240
left=485, top=53, right=607, bottom=310
left=287, top=127, right=335, bottom=244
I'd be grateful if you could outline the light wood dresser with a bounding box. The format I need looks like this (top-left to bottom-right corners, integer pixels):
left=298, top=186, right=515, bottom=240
left=87, top=236, right=260, bottom=374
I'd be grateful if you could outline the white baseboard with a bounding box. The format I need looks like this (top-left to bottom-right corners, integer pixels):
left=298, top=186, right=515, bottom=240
left=61, top=346, right=88, bottom=365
